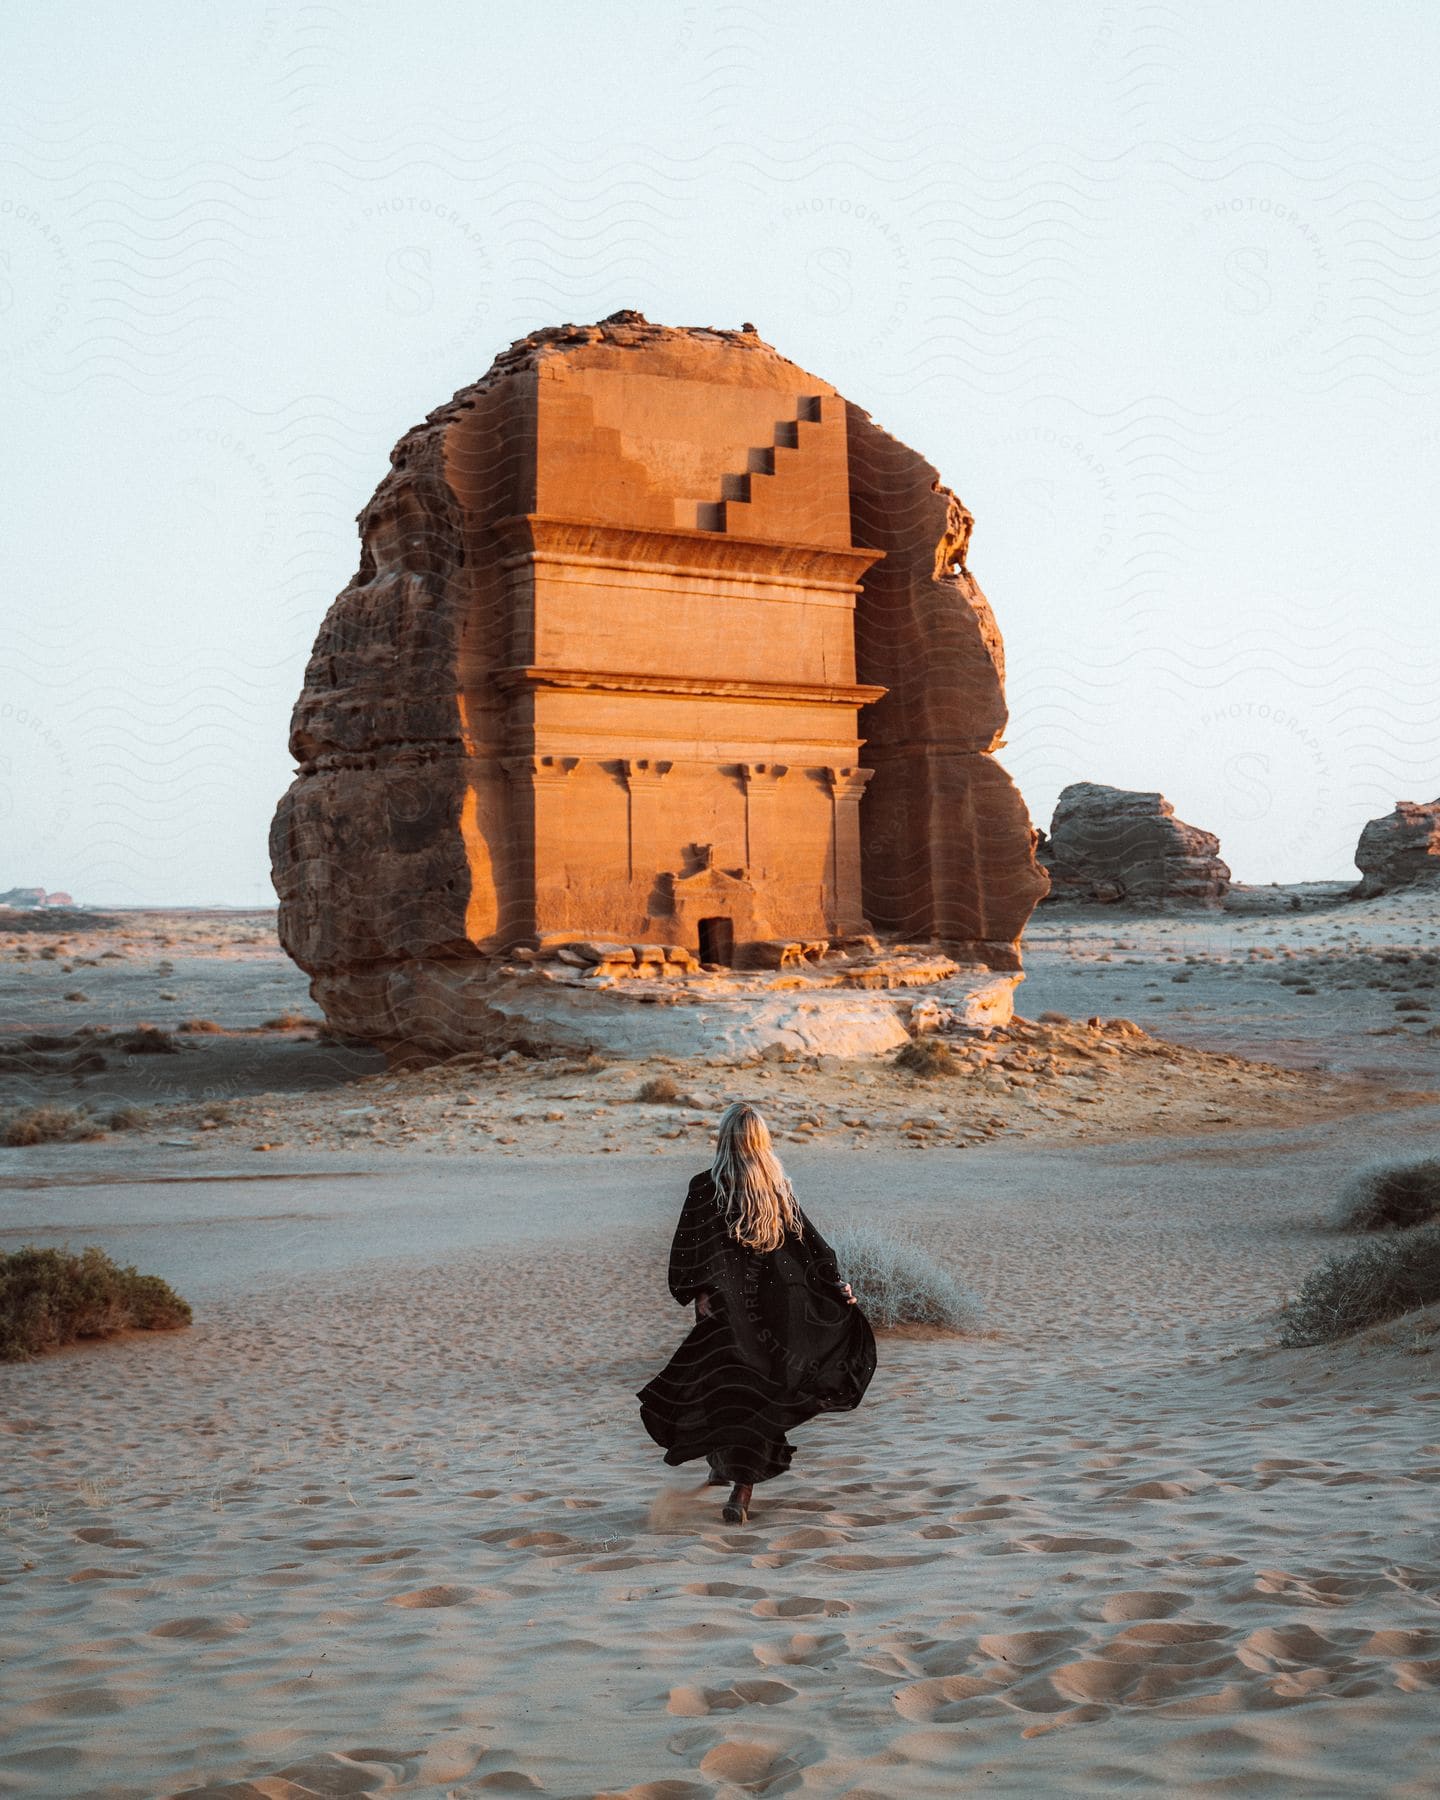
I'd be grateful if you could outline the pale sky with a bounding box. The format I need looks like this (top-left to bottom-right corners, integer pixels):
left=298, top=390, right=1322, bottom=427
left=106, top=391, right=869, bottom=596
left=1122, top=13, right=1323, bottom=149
left=3, top=1, right=1438, bottom=904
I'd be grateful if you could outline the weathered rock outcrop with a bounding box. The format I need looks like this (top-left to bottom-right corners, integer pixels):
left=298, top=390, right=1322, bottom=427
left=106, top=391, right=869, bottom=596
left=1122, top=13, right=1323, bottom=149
left=1038, top=782, right=1230, bottom=905
left=1353, top=798, right=1440, bottom=896
left=270, top=313, right=1048, bottom=1052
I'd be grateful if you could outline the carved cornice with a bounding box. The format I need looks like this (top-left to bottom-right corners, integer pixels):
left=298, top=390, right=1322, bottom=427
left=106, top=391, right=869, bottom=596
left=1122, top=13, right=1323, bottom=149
left=493, top=513, right=884, bottom=594
left=500, top=754, right=580, bottom=784
left=620, top=757, right=673, bottom=785
left=497, top=666, right=887, bottom=708
left=736, top=761, right=791, bottom=786
left=821, top=765, right=875, bottom=801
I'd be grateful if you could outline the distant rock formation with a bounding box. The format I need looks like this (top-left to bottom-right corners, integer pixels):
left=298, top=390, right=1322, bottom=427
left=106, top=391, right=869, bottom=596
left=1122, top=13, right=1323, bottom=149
left=0, top=887, right=75, bottom=909
left=1353, top=798, right=1440, bottom=896
left=1037, top=782, right=1230, bottom=906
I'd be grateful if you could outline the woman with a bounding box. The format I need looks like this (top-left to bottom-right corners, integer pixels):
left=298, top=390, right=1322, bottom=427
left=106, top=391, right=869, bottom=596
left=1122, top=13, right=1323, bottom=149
left=637, top=1101, right=876, bottom=1524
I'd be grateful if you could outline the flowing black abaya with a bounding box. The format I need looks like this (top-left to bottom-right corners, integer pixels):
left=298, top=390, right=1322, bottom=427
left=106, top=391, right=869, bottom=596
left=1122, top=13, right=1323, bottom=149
left=636, top=1171, right=877, bottom=1484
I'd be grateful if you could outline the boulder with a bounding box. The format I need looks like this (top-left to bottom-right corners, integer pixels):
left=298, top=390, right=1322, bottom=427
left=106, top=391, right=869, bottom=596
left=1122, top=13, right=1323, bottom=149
left=1353, top=798, right=1440, bottom=896
left=1038, top=782, right=1230, bottom=906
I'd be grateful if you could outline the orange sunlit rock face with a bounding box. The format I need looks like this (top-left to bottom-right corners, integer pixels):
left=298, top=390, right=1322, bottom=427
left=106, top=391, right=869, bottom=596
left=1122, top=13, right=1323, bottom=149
left=270, top=313, right=1048, bottom=1046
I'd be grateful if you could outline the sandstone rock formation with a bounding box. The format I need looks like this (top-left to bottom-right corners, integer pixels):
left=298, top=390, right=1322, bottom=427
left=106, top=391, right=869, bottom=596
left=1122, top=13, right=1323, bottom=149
left=1038, top=782, right=1230, bottom=905
left=1353, top=798, right=1440, bottom=896
left=271, top=313, right=1048, bottom=1052
left=0, top=887, right=73, bottom=909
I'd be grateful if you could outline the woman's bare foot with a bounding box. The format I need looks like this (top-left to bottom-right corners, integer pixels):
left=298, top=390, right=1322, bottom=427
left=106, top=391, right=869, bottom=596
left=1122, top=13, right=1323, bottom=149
left=721, top=1482, right=752, bottom=1524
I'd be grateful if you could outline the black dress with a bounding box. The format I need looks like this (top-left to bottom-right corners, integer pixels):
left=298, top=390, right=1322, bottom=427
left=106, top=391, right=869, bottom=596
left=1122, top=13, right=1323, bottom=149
left=636, top=1171, right=877, bottom=1484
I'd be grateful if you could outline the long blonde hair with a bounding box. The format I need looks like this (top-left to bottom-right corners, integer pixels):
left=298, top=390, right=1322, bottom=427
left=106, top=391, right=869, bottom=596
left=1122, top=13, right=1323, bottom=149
left=710, top=1102, right=801, bottom=1252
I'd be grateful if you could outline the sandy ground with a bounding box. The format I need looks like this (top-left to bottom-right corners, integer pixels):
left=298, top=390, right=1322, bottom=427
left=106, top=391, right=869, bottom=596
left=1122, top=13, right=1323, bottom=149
left=3, top=890, right=1440, bottom=1796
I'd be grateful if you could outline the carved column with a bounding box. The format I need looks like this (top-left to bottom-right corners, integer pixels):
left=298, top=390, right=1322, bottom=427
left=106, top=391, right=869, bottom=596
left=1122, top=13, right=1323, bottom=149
left=501, top=754, right=580, bottom=938
left=736, top=762, right=790, bottom=877
left=620, top=758, right=673, bottom=889
left=822, top=765, right=874, bottom=933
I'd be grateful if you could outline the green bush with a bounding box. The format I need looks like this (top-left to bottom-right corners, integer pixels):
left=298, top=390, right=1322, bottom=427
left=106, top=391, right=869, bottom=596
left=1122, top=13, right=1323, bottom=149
left=893, top=1036, right=958, bottom=1078
left=0, top=1244, right=192, bottom=1360
left=1332, top=1158, right=1440, bottom=1232
left=1, top=1105, right=102, bottom=1147
left=1277, top=1225, right=1440, bottom=1346
left=828, top=1222, right=980, bottom=1332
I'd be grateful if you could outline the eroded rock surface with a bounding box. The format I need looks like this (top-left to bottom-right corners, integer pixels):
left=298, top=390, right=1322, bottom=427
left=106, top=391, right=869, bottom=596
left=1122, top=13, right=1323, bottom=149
left=1038, top=782, right=1230, bottom=906
left=271, top=313, right=1047, bottom=1052
left=1354, top=797, right=1440, bottom=896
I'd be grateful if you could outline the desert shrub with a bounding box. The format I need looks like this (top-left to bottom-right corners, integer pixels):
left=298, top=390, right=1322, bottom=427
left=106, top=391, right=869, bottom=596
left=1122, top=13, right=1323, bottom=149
left=1, top=1105, right=101, bottom=1147
left=1277, top=1225, right=1440, bottom=1346
left=893, top=1036, right=957, bottom=1078
left=178, top=1018, right=223, bottom=1034
left=827, top=1222, right=980, bottom=1332
left=636, top=1074, right=680, bottom=1103
left=107, top=1106, right=150, bottom=1131
left=115, top=1026, right=179, bottom=1055
left=262, top=1012, right=312, bottom=1030
left=0, top=1244, right=191, bottom=1360
left=1333, top=1158, right=1440, bottom=1233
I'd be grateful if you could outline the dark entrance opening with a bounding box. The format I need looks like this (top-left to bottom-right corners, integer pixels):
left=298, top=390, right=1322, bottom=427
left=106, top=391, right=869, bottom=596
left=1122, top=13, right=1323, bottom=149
left=697, top=916, right=734, bottom=967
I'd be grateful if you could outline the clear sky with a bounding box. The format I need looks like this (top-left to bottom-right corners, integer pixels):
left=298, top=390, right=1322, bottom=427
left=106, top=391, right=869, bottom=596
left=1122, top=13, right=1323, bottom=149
left=3, top=1, right=1438, bottom=904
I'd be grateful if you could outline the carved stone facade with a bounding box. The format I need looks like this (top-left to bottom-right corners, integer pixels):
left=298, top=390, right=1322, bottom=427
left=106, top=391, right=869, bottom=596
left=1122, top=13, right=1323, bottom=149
left=270, top=313, right=1048, bottom=1047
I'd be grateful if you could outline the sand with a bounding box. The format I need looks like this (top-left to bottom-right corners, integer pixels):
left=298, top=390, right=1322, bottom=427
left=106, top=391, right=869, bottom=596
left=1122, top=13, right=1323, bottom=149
left=3, top=890, right=1440, bottom=1795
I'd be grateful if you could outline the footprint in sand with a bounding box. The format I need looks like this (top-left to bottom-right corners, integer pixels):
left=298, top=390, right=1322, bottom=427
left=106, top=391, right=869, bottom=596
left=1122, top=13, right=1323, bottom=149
left=72, top=1527, right=148, bottom=1549
left=893, top=1672, right=1009, bottom=1721
left=696, top=1740, right=809, bottom=1786
left=386, top=1584, right=473, bottom=1608
left=1365, top=1628, right=1439, bottom=1658
left=1090, top=1590, right=1191, bottom=1623
left=1236, top=1622, right=1346, bottom=1669
left=148, top=1614, right=251, bottom=1641
left=666, top=1678, right=797, bottom=1715
left=1393, top=1657, right=1440, bottom=1691
left=977, top=1629, right=1085, bottom=1667
left=600, top=1784, right=711, bottom=1799
left=751, top=1594, right=851, bottom=1619
left=682, top=1580, right=767, bottom=1600
left=751, top=1631, right=847, bottom=1668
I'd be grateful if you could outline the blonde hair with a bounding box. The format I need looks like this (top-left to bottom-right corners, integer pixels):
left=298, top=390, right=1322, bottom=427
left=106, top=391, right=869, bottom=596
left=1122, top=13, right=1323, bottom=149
left=710, top=1101, right=801, bottom=1252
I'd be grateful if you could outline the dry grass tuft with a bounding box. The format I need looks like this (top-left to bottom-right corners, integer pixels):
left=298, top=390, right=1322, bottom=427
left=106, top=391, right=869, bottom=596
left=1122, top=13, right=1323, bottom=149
left=1332, top=1158, right=1440, bottom=1233
left=893, top=1036, right=958, bottom=1078
left=1278, top=1225, right=1440, bottom=1346
left=1, top=1105, right=102, bottom=1147
left=0, top=1244, right=191, bottom=1360
left=114, top=1025, right=180, bottom=1055
left=178, top=1018, right=224, bottom=1033
left=636, top=1074, right=680, bottom=1104
left=106, top=1106, right=150, bottom=1131
left=828, top=1223, right=980, bottom=1332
